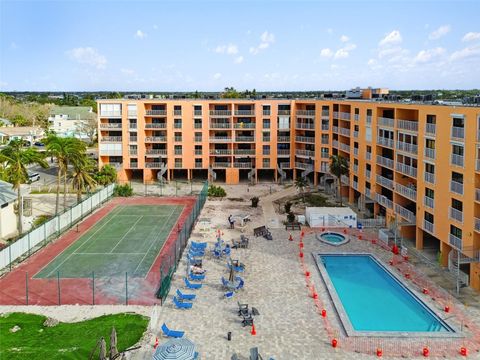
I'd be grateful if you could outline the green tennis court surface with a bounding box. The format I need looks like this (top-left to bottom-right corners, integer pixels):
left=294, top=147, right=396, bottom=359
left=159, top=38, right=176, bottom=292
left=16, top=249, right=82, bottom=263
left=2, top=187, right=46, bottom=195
left=34, top=205, right=183, bottom=279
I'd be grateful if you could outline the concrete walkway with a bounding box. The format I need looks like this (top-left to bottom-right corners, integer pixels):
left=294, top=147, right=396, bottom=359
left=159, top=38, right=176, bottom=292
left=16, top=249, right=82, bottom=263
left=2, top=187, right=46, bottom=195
left=260, top=185, right=297, bottom=228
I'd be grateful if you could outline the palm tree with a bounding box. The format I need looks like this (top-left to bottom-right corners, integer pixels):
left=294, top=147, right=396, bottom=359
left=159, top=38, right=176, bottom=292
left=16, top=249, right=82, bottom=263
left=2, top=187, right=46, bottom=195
left=0, top=139, right=48, bottom=234
left=330, top=155, right=349, bottom=206
left=294, top=176, right=308, bottom=203
left=45, top=135, right=86, bottom=214
left=70, top=155, right=97, bottom=202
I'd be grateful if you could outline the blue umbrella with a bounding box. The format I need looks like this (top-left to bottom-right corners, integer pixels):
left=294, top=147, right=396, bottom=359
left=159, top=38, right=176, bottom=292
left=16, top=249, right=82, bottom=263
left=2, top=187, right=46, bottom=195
left=153, top=338, right=197, bottom=360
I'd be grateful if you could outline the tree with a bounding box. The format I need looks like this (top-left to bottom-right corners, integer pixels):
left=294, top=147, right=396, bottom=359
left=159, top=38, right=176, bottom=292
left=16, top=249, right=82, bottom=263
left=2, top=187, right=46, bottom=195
left=77, top=117, right=97, bottom=145
left=294, top=177, right=308, bottom=203
left=70, top=155, right=97, bottom=202
left=94, top=165, right=117, bottom=186
left=0, top=139, right=48, bottom=234
left=46, top=135, right=86, bottom=214
left=330, top=155, right=349, bottom=206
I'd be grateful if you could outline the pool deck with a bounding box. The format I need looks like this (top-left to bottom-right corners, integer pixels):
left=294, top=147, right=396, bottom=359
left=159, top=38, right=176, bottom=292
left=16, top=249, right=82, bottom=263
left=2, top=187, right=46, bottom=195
left=129, top=185, right=480, bottom=359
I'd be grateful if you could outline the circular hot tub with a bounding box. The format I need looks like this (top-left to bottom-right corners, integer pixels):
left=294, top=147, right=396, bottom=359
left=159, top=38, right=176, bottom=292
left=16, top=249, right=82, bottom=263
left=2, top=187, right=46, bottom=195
left=317, top=232, right=349, bottom=246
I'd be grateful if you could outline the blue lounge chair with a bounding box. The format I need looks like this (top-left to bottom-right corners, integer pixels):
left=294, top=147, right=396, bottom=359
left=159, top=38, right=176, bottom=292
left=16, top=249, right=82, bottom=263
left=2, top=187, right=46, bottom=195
left=187, top=254, right=202, bottom=266
left=173, top=296, right=193, bottom=309
left=161, top=323, right=185, bottom=338
left=189, top=249, right=205, bottom=257
left=227, top=262, right=245, bottom=273
left=189, top=272, right=206, bottom=281
left=212, top=249, right=222, bottom=259
left=184, top=277, right=202, bottom=290
left=191, top=241, right=207, bottom=250
left=224, top=291, right=234, bottom=299
left=176, top=289, right=196, bottom=301
left=223, top=245, right=231, bottom=256
left=235, top=276, right=245, bottom=291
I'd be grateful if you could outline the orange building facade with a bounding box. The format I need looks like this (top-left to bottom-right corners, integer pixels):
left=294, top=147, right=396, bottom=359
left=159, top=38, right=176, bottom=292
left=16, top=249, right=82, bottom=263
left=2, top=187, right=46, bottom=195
left=97, top=99, right=480, bottom=290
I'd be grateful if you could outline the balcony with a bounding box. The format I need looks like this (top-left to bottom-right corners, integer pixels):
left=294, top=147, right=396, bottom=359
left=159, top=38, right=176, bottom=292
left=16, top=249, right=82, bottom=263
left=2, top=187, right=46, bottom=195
left=129, top=123, right=137, bottom=129
left=396, top=141, right=418, bottom=154
left=210, top=149, right=232, bottom=155
left=296, top=110, right=316, bottom=117
left=353, top=148, right=359, bottom=157
left=100, top=123, right=122, bottom=129
left=194, top=110, right=203, bottom=116
left=295, top=162, right=314, bottom=171
left=145, top=123, right=166, bottom=129
left=321, top=110, right=330, bottom=118
left=395, top=204, right=416, bottom=223
left=332, top=140, right=339, bottom=148
left=210, top=110, right=232, bottom=117
left=365, top=188, right=372, bottom=199
left=395, top=183, right=417, bottom=201
left=354, top=114, right=360, bottom=121
left=263, top=122, right=271, bottom=129
left=295, top=122, right=315, bottom=130
left=396, top=162, right=417, bottom=178
left=352, top=163, right=358, bottom=173
left=320, top=163, right=330, bottom=173
left=146, top=149, right=167, bottom=156
left=449, top=207, right=463, bottom=223
left=210, top=136, right=232, bottom=142
left=423, top=220, right=434, bottom=234
left=332, top=126, right=339, bottom=134
left=339, top=143, right=350, bottom=153
left=339, top=127, right=350, bottom=137
left=194, top=136, right=202, bottom=142
left=376, top=194, right=393, bottom=209
left=100, top=136, right=122, bottom=143
left=295, top=136, right=315, bottom=144
left=194, top=123, right=203, bottom=129
left=476, top=188, right=480, bottom=202
left=129, top=136, right=137, bottom=143
left=145, top=110, right=166, bottom=116
left=173, top=110, right=182, bottom=116
left=278, top=110, right=291, bottom=116
left=145, top=162, right=163, bottom=169
left=174, top=149, right=182, bottom=155
left=352, top=181, right=359, bottom=190
left=424, top=196, right=434, bottom=209
left=321, top=152, right=329, bottom=159
left=376, top=155, right=394, bottom=169
left=235, top=136, right=255, bottom=142
left=296, top=149, right=315, bottom=158
left=451, top=126, right=465, bottom=140
left=195, top=162, right=203, bottom=168
left=195, top=149, right=202, bottom=156
left=321, top=124, right=329, bottom=131
left=353, top=130, right=359, bottom=138
left=424, top=148, right=436, bottom=160
left=234, top=162, right=253, bottom=168
left=129, top=162, right=138, bottom=169
left=100, top=110, right=122, bottom=117
left=449, top=234, right=462, bottom=250
left=262, top=136, right=271, bottom=142
left=425, top=123, right=436, bottom=135
left=212, top=162, right=231, bottom=168
left=145, top=136, right=166, bottom=142
left=234, top=122, right=256, bottom=129
left=365, top=169, right=371, bottom=178
left=366, top=115, right=372, bottom=125
left=128, top=150, right=137, bottom=156
left=378, top=117, right=394, bottom=128
left=424, top=172, right=435, bottom=184
left=475, top=218, right=480, bottom=233
left=397, top=119, right=419, bottom=132
left=210, top=122, right=231, bottom=129
left=174, top=136, right=182, bottom=142
left=263, top=110, right=271, bottom=116
left=450, top=180, right=464, bottom=195
left=277, top=149, right=290, bottom=157
left=450, top=154, right=464, bottom=167
left=376, top=175, right=394, bottom=190
left=278, top=136, right=290, bottom=142
left=99, top=149, right=123, bottom=156
left=366, top=152, right=372, bottom=161
left=339, top=112, right=351, bottom=121
left=174, top=162, right=182, bottom=168
left=341, top=175, right=350, bottom=185
left=280, top=162, right=291, bottom=169
left=377, top=137, right=394, bottom=148
left=233, top=149, right=255, bottom=155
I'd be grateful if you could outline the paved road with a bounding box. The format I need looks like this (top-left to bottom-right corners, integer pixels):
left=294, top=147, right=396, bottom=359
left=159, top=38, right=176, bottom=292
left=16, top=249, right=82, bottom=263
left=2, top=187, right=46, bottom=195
left=28, top=162, right=59, bottom=186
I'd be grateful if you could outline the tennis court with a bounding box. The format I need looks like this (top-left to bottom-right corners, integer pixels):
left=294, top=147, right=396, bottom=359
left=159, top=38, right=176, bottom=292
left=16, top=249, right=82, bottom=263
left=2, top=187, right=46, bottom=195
left=34, top=205, right=183, bottom=279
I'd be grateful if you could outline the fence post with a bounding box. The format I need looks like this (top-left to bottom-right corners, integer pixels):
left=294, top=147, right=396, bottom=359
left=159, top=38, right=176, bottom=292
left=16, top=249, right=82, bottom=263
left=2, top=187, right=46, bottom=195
left=176, top=181, right=178, bottom=196
left=9, top=245, right=12, bottom=271
left=44, top=224, right=47, bottom=247
left=92, top=272, right=95, bottom=305
left=125, top=272, right=128, bottom=305
left=57, top=271, right=61, bottom=305
left=25, top=272, right=29, bottom=305
left=28, top=232, right=31, bottom=257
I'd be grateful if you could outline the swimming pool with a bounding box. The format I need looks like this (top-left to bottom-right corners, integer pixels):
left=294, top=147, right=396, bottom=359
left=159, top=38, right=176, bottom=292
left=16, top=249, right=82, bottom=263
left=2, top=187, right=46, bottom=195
left=317, top=232, right=349, bottom=246
left=316, top=253, right=456, bottom=337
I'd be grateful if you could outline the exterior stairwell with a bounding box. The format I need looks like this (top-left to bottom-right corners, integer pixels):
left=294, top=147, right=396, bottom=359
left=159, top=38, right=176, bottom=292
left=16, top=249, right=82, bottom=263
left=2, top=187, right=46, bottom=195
left=157, top=162, right=168, bottom=182
left=208, top=166, right=217, bottom=182
left=277, top=163, right=286, bottom=183
left=247, top=168, right=256, bottom=183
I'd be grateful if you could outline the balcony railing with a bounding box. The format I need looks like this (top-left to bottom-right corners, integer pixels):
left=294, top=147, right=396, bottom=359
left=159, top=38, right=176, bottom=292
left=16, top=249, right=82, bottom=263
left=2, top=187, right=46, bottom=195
left=194, top=136, right=202, bottom=142
left=450, top=180, right=464, bottom=195
left=146, top=110, right=166, bottom=116
left=280, top=162, right=291, bottom=168
left=475, top=218, right=480, bottom=233
left=352, top=164, right=358, bottom=173
left=353, top=148, right=359, bottom=156
left=129, top=162, right=138, bottom=169
left=233, top=149, right=255, bottom=155
left=145, top=123, right=166, bottom=129
left=145, top=162, right=163, bottom=169
left=396, top=162, right=417, bottom=177
left=339, top=127, right=350, bottom=137
left=210, top=149, right=232, bottom=155
left=210, top=136, right=232, bottom=142
left=212, top=162, right=231, bottom=168
left=321, top=152, right=329, bottom=159
left=424, top=148, right=436, bottom=160
left=295, top=136, right=315, bottom=143
left=424, top=196, right=434, bottom=209
left=210, top=122, right=231, bottom=129
left=376, top=194, right=393, bottom=209
left=234, top=162, right=253, bottom=168
left=451, top=126, right=465, bottom=140
left=366, top=152, right=372, bottom=161
left=173, top=110, right=182, bottom=116
left=129, top=123, right=137, bottom=129
left=423, top=220, right=434, bottom=234
left=145, top=136, right=166, bottom=142
left=395, top=204, right=416, bottom=223
left=339, top=112, right=351, bottom=120
left=321, top=124, right=329, bottom=131
left=278, top=110, right=290, bottom=116
left=174, top=149, right=182, bottom=155
left=377, top=137, right=394, bottom=148
left=341, top=175, right=350, bottom=185
left=146, top=149, right=167, bottom=156
left=210, top=110, right=232, bottom=117
left=365, top=188, right=372, bottom=199
left=174, top=136, right=182, bottom=142
left=424, top=172, right=435, bottom=184
left=235, top=136, right=255, bottom=142
left=476, top=188, right=480, bottom=202
left=365, top=169, right=371, bottom=178
left=99, top=149, right=123, bottom=156
left=449, top=234, right=462, bottom=249
left=352, top=181, right=358, bottom=190
left=449, top=207, right=463, bottom=223
left=354, top=114, right=360, bottom=121
left=129, top=136, right=137, bottom=142
left=376, top=175, right=394, bottom=189
left=234, top=122, right=256, bottom=129
left=295, top=162, right=314, bottom=170
left=278, top=136, right=290, bottom=142
left=376, top=155, right=394, bottom=169
left=332, top=126, right=339, bottom=134
left=397, top=119, right=419, bottom=132
left=234, top=110, right=255, bottom=116
left=339, top=143, right=350, bottom=153
left=295, top=122, right=315, bottom=130
left=174, top=162, right=182, bottom=168
left=320, top=163, right=330, bottom=173
left=321, top=110, right=330, bottom=117
left=425, top=123, right=436, bottom=135
left=263, top=110, right=271, bottom=116
left=194, top=110, right=203, bottom=116
left=100, top=136, right=122, bottom=142
left=450, top=154, right=464, bottom=167
left=100, top=111, right=122, bottom=117
left=296, top=149, right=315, bottom=158
left=100, top=123, right=122, bottom=129
left=194, top=123, right=202, bottom=129
left=366, top=115, right=372, bottom=125
left=396, top=141, right=418, bottom=154
left=353, top=130, right=359, bottom=138
left=128, top=150, right=137, bottom=156
left=296, top=110, right=316, bottom=117
left=378, top=117, right=394, bottom=128
left=477, top=159, right=480, bottom=172
left=195, top=162, right=203, bottom=168
left=395, top=183, right=417, bottom=201
left=277, top=149, right=290, bottom=156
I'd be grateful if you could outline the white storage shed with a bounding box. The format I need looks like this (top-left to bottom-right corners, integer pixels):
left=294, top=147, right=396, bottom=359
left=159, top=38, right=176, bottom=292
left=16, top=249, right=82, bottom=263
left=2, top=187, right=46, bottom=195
left=305, top=207, right=357, bottom=228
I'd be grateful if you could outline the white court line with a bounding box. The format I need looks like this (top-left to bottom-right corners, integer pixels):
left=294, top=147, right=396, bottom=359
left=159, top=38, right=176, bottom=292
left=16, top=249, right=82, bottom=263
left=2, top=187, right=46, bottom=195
left=75, top=252, right=147, bottom=255
left=109, top=216, right=144, bottom=253
left=42, top=205, right=125, bottom=278
left=133, top=206, right=179, bottom=275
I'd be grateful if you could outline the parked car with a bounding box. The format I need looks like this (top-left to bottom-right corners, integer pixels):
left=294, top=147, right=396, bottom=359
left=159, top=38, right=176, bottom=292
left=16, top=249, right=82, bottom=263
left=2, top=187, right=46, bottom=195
left=27, top=172, right=40, bottom=183
left=34, top=141, right=45, bottom=147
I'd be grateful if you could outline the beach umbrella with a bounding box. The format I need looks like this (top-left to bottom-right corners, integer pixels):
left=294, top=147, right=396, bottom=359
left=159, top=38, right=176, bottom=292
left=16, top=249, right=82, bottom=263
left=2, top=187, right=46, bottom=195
left=152, top=338, right=196, bottom=360
left=99, top=337, right=107, bottom=360
left=110, top=327, right=118, bottom=358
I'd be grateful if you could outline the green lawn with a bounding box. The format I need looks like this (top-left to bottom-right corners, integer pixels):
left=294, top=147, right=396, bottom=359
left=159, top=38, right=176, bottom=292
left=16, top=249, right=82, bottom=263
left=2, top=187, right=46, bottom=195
left=0, top=312, right=149, bottom=360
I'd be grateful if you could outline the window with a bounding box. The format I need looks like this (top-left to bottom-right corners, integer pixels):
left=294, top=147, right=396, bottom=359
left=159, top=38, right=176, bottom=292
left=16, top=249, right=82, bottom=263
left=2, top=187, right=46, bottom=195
left=263, top=119, right=271, bottom=129
left=355, top=108, right=359, bottom=115
left=174, top=132, right=182, bottom=141
left=425, top=139, right=435, bottom=149
left=321, top=134, right=329, bottom=144
left=278, top=117, right=290, bottom=130
left=194, top=132, right=202, bottom=142
left=174, top=119, right=182, bottom=129
left=263, top=158, right=270, bottom=168
left=451, top=171, right=463, bottom=183
left=262, top=131, right=270, bottom=141
left=452, top=144, right=464, bottom=156
left=365, top=126, right=372, bottom=142
left=174, top=145, right=182, bottom=155
left=194, top=119, right=202, bottom=129
left=195, top=145, right=202, bottom=155
left=452, top=116, right=464, bottom=128
left=451, top=198, right=463, bottom=211
left=100, top=103, right=121, bottom=116
left=424, top=212, right=434, bottom=223
left=263, top=145, right=270, bottom=155
left=426, top=115, right=436, bottom=124
left=425, top=163, right=435, bottom=174
left=450, top=225, right=462, bottom=238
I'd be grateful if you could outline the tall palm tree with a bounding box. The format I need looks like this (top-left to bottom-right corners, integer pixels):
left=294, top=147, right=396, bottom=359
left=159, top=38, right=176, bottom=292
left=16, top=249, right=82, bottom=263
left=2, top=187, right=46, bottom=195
left=45, top=135, right=86, bottom=214
left=294, top=176, right=308, bottom=203
left=0, top=139, right=48, bottom=234
left=330, top=154, right=349, bottom=206
left=70, top=155, right=97, bottom=202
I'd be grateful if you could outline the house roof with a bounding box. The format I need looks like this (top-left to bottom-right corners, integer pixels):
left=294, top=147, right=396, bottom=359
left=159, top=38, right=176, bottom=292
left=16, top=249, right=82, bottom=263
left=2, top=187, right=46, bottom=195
left=50, top=106, right=95, bottom=120
left=0, top=118, right=12, bottom=126
left=0, top=127, right=44, bottom=137
left=0, top=180, right=16, bottom=206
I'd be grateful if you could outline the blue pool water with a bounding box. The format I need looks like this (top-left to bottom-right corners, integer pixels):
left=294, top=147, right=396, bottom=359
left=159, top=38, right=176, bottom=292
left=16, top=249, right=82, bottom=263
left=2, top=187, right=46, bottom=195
left=320, top=254, right=451, bottom=332
left=319, top=232, right=346, bottom=244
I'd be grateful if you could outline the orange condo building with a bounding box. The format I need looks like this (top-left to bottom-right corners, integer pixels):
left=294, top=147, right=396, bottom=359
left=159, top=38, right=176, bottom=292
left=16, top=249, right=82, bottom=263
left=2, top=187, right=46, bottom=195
left=97, top=98, right=480, bottom=290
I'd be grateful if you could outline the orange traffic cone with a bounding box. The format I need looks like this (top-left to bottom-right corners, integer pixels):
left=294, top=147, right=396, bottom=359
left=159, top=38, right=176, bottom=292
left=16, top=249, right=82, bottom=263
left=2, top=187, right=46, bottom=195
left=289, top=233, right=293, bottom=241
left=251, top=323, right=256, bottom=336
left=154, top=337, right=159, bottom=349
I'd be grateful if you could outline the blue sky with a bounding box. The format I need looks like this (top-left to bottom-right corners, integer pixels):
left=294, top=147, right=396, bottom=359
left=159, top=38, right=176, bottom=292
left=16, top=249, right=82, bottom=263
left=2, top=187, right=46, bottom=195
left=0, top=0, right=479, bottom=91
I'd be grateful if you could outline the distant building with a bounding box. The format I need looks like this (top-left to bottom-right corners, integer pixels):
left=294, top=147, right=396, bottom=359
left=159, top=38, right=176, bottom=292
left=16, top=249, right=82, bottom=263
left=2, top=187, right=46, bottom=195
left=0, top=180, right=17, bottom=239
left=346, top=87, right=389, bottom=100
left=0, top=126, right=44, bottom=145
left=48, top=106, right=96, bottom=139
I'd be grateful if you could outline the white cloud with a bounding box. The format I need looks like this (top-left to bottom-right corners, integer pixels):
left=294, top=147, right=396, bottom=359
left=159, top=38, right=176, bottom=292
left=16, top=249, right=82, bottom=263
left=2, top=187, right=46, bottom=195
left=234, top=56, right=244, bottom=64
left=378, top=46, right=407, bottom=60
left=121, top=68, right=135, bottom=75
left=214, top=43, right=238, bottom=55
left=250, top=31, right=275, bottom=55
left=213, top=73, right=222, bottom=80
left=260, top=31, right=275, bottom=43
left=413, top=47, right=446, bottom=63
left=462, top=32, right=480, bottom=42
left=334, top=48, right=349, bottom=59
left=379, top=30, right=402, bottom=46
left=429, top=25, right=451, bottom=40
left=340, top=35, right=349, bottom=43
left=66, top=47, right=107, bottom=69
left=367, top=59, right=377, bottom=66
left=135, top=30, right=147, bottom=39
left=320, top=48, right=333, bottom=58
left=343, top=43, right=357, bottom=51
left=450, top=45, right=480, bottom=61
left=226, top=44, right=239, bottom=55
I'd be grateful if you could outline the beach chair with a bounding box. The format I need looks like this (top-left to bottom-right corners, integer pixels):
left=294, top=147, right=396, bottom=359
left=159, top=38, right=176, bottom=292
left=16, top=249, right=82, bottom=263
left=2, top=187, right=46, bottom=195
left=224, top=291, right=234, bottom=299
left=238, top=301, right=248, bottom=316
left=184, top=277, right=202, bottom=290
left=189, top=248, right=205, bottom=257
left=189, top=272, right=206, bottom=281
left=187, top=254, right=202, bottom=267
left=242, top=314, right=254, bottom=327
left=176, top=289, right=196, bottom=301
left=223, top=245, right=231, bottom=256
left=161, top=323, right=185, bottom=338
left=235, top=276, right=245, bottom=291
left=173, top=296, right=193, bottom=309
left=191, top=241, right=207, bottom=250
left=250, top=347, right=265, bottom=360
left=212, top=248, right=222, bottom=259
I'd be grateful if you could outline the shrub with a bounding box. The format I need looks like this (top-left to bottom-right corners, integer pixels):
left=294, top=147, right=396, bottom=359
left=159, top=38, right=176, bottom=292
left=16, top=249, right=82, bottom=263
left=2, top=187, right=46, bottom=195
left=33, top=215, right=52, bottom=228
left=94, top=165, right=117, bottom=186
left=208, top=185, right=226, bottom=197
left=113, top=183, right=133, bottom=197
left=284, top=201, right=292, bottom=214
left=287, top=212, right=296, bottom=224
left=250, top=196, right=259, bottom=208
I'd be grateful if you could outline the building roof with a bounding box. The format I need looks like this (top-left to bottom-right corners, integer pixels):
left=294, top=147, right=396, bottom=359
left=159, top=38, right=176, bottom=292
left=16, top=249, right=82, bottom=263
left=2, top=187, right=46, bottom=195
left=0, top=180, right=16, bottom=206
left=50, top=106, right=95, bottom=120
left=0, top=126, right=44, bottom=137
left=0, top=118, right=12, bottom=126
